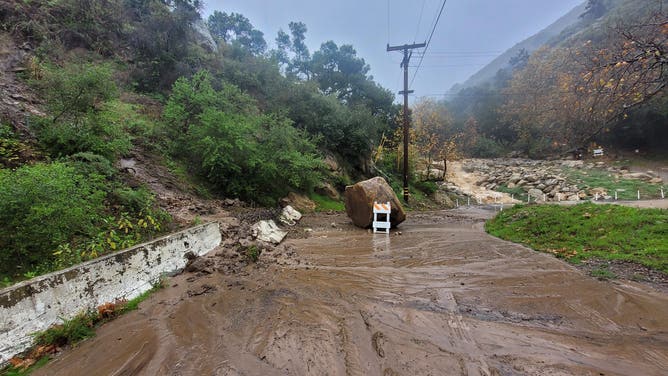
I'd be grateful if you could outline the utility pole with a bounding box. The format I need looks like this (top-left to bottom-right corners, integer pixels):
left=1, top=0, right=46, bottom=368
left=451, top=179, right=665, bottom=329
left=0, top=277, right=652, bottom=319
left=387, top=42, right=425, bottom=203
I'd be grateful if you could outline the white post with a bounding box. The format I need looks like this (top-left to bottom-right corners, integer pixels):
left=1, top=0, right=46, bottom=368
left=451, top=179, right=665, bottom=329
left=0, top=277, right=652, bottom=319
left=456, top=199, right=459, bottom=208
left=527, top=195, right=530, bottom=203
left=614, top=190, right=617, bottom=201
left=637, top=190, right=640, bottom=200
left=467, top=197, right=470, bottom=206
left=662, top=188, right=665, bottom=199
left=543, top=194, right=547, bottom=202
left=594, top=192, right=598, bottom=201
left=511, top=194, right=514, bottom=201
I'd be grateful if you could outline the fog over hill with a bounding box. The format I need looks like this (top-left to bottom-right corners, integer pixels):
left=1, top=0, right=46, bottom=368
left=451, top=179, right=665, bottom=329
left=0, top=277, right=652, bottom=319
left=449, top=2, right=587, bottom=93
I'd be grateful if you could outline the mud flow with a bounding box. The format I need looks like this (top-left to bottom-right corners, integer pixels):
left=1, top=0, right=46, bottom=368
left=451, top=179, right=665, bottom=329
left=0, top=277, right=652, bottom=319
left=35, top=209, right=668, bottom=376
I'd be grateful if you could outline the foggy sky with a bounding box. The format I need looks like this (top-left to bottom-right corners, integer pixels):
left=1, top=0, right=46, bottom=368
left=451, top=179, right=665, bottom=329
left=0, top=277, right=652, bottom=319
left=203, top=0, right=584, bottom=102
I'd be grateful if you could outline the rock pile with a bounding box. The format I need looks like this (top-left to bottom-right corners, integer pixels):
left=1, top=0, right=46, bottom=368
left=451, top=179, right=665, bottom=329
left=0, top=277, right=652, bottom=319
left=463, top=159, right=579, bottom=202
left=458, top=158, right=663, bottom=202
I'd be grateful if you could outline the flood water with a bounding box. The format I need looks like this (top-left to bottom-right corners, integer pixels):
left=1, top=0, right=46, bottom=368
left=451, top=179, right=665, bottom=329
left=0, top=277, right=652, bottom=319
left=35, top=209, right=668, bottom=375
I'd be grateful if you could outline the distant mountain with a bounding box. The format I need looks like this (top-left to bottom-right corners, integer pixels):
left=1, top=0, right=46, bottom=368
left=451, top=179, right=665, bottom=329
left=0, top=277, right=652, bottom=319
left=449, top=2, right=587, bottom=93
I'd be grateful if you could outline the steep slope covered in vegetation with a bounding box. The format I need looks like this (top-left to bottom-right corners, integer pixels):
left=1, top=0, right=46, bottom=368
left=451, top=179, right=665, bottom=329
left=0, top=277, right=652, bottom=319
left=0, top=0, right=400, bottom=283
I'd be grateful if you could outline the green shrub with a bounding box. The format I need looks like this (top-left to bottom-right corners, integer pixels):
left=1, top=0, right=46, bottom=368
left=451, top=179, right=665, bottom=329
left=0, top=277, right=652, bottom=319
left=164, top=72, right=324, bottom=204
left=414, top=180, right=438, bottom=195
left=471, top=137, right=506, bottom=158
left=110, top=187, right=156, bottom=214
left=32, top=101, right=132, bottom=159
left=0, top=124, right=26, bottom=168
left=244, top=245, right=260, bottom=262
left=31, top=63, right=132, bottom=159
left=65, top=152, right=116, bottom=178
left=0, top=162, right=106, bottom=275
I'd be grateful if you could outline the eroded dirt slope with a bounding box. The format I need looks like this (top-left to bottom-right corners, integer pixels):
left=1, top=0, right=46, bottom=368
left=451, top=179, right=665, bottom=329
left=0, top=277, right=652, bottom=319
left=34, top=209, right=668, bottom=376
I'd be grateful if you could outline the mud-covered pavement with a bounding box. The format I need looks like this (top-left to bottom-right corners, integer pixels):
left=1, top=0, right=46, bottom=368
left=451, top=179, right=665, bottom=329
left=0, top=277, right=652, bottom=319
left=35, top=208, right=668, bottom=376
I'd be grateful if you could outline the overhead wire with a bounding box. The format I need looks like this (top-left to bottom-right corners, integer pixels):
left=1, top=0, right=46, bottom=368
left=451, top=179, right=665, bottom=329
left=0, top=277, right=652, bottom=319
left=387, top=0, right=391, bottom=45
left=410, top=0, right=448, bottom=87
left=414, top=0, right=427, bottom=43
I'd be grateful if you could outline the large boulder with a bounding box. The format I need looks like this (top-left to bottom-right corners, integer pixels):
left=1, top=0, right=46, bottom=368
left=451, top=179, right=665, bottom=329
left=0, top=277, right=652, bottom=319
left=344, top=177, right=406, bottom=228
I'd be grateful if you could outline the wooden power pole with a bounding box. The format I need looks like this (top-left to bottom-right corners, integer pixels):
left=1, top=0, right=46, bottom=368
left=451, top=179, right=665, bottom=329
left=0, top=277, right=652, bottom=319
left=387, top=42, right=425, bottom=203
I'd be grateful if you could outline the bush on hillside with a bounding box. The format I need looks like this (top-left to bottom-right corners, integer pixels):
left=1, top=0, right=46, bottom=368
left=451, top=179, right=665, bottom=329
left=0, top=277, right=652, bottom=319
left=0, top=162, right=107, bottom=275
left=164, top=72, right=324, bottom=204
left=31, top=63, right=132, bottom=159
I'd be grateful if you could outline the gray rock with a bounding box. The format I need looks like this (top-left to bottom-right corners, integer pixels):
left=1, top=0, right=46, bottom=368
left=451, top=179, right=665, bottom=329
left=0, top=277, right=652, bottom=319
left=252, top=220, right=287, bottom=244
left=278, top=205, right=302, bottom=226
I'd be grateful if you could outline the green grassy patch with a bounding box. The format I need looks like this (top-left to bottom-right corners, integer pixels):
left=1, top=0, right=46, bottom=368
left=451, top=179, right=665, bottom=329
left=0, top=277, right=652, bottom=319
left=591, top=267, right=617, bottom=280
left=119, top=280, right=164, bottom=313
left=485, top=203, right=668, bottom=273
left=311, top=193, right=345, bottom=212
left=565, top=168, right=666, bottom=200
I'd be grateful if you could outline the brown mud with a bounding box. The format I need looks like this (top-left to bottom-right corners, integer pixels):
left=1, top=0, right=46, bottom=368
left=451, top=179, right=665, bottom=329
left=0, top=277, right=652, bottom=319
left=34, top=209, right=668, bottom=376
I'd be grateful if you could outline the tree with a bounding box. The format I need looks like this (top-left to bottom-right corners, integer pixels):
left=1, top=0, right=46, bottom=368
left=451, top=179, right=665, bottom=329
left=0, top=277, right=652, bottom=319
left=412, top=98, right=458, bottom=177
left=509, top=48, right=529, bottom=70
left=581, top=0, right=607, bottom=21
left=311, top=41, right=394, bottom=114
left=127, top=0, right=205, bottom=91
left=273, top=21, right=311, bottom=79
left=207, top=11, right=266, bottom=55
left=503, top=7, right=667, bottom=154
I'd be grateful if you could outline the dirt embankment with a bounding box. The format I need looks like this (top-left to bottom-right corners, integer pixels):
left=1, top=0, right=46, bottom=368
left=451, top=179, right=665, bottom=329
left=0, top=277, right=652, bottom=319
left=0, top=32, right=42, bottom=134
left=34, top=209, right=668, bottom=376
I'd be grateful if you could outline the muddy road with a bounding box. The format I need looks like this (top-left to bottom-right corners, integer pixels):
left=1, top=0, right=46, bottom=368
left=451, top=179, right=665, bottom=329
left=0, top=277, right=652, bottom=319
left=35, top=209, right=668, bottom=376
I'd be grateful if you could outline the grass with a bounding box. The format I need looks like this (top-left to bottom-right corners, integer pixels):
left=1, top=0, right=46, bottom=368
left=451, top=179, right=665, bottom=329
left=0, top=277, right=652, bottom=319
left=311, top=193, right=345, bottom=212
left=33, top=312, right=97, bottom=347
left=120, top=280, right=164, bottom=313
left=564, top=168, right=666, bottom=200
left=591, top=267, right=617, bottom=280
left=485, top=203, right=668, bottom=273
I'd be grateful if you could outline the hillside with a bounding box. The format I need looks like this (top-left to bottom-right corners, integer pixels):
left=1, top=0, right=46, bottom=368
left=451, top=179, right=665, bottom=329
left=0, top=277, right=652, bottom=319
left=443, top=0, right=667, bottom=158
left=449, top=2, right=587, bottom=93
left=0, top=0, right=414, bottom=284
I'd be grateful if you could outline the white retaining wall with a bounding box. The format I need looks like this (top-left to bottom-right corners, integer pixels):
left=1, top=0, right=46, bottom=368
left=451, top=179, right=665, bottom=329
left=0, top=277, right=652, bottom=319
left=0, top=222, right=221, bottom=364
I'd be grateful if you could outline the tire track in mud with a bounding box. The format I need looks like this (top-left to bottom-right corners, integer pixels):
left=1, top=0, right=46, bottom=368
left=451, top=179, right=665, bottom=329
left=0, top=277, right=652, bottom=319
left=34, top=209, right=668, bottom=376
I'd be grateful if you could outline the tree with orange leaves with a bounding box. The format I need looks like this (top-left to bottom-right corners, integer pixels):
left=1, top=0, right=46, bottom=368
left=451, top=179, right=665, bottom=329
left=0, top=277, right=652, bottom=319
left=503, top=6, right=666, bottom=155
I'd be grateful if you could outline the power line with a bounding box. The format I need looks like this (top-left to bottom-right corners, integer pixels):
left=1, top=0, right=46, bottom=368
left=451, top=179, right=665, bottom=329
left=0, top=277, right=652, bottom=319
left=410, top=0, right=448, bottom=87
left=414, top=53, right=501, bottom=58
left=422, top=50, right=504, bottom=54
left=387, top=0, right=391, bottom=45
left=414, top=0, right=427, bottom=42
left=408, top=64, right=488, bottom=68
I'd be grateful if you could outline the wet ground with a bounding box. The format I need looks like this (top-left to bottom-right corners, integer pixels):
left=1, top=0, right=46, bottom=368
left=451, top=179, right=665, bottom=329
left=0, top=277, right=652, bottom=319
left=34, top=208, right=668, bottom=376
